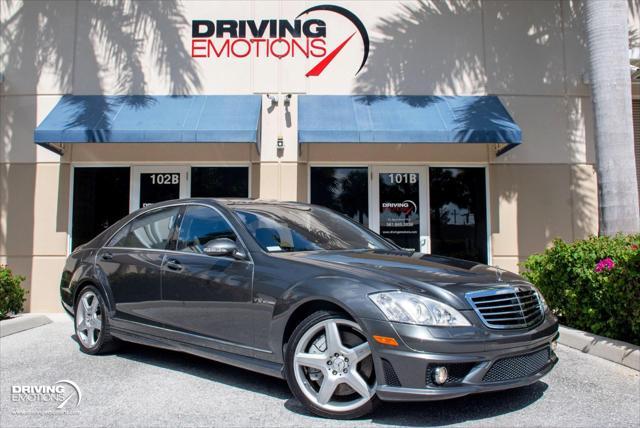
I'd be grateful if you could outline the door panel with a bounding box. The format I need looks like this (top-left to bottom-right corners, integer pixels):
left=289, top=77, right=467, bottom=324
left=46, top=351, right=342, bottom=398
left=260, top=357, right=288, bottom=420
left=96, top=248, right=165, bottom=326
left=160, top=205, right=254, bottom=348
left=97, top=206, right=180, bottom=326
left=161, top=254, right=254, bottom=346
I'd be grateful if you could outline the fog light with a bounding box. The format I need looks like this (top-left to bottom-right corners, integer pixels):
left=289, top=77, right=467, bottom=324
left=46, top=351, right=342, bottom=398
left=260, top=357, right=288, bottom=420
left=433, top=366, right=448, bottom=385
left=551, top=340, right=558, bottom=352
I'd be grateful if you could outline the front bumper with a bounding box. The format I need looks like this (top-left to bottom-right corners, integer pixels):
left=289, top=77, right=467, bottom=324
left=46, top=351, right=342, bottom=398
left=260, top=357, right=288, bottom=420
left=361, top=311, right=559, bottom=402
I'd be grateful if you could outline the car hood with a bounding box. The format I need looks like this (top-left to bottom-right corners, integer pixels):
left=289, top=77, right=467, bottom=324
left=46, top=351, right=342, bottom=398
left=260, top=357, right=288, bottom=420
left=278, top=249, right=529, bottom=308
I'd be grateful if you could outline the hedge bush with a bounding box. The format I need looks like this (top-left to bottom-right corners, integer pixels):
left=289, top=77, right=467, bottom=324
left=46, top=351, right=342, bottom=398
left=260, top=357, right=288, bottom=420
left=0, top=265, right=27, bottom=319
left=521, top=235, right=640, bottom=345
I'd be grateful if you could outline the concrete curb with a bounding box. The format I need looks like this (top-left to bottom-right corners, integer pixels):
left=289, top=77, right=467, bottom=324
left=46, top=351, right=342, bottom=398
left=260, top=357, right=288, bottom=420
left=0, top=314, right=52, bottom=338
left=558, top=325, right=640, bottom=371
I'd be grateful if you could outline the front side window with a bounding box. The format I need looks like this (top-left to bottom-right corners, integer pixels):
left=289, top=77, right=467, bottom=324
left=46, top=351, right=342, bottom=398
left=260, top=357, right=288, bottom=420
left=110, top=207, right=179, bottom=250
left=177, top=206, right=237, bottom=254
left=234, top=204, right=392, bottom=252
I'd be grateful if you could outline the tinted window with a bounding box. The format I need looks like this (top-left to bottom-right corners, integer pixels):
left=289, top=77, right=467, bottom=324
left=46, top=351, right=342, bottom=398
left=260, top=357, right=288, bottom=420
left=429, top=167, right=487, bottom=263
left=234, top=204, right=391, bottom=252
left=191, top=167, right=249, bottom=197
left=111, top=207, right=179, bottom=250
left=177, top=206, right=237, bottom=253
left=72, top=167, right=130, bottom=249
left=310, top=167, right=369, bottom=226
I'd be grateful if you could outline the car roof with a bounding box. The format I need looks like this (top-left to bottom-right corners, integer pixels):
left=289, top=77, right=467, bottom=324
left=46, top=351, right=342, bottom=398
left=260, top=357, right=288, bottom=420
left=141, top=198, right=312, bottom=210
left=216, top=198, right=311, bottom=209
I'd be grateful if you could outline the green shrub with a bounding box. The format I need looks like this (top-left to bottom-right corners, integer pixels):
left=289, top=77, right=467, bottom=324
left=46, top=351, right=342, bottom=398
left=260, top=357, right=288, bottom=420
left=0, top=265, right=27, bottom=319
left=521, top=235, right=640, bottom=345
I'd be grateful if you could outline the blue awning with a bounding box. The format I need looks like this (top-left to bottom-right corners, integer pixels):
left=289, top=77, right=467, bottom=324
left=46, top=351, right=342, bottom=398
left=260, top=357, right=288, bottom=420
left=34, top=95, right=261, bottom=154
left=298, top=95, right=522, bottom=155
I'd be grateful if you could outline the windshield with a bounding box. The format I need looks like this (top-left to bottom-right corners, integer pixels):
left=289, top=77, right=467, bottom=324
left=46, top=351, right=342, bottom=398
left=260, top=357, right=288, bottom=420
left=233, top=204, right=394, bottom=252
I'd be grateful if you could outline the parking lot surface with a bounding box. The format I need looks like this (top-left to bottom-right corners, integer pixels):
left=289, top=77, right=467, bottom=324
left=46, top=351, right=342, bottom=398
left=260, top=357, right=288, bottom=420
left=1, top=315, right=639, bottom=427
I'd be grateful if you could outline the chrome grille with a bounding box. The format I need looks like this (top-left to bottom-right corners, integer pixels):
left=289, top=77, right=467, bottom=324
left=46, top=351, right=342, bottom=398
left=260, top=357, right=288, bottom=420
left=466, top=286, right=544, bottom=329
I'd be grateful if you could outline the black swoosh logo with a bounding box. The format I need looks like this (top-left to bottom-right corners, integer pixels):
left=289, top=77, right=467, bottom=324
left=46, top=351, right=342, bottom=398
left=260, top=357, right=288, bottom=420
left=297, top=4, right=370, bottom=75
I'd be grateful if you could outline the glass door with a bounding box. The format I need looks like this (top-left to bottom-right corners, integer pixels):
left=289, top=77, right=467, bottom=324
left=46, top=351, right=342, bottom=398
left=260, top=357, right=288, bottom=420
left=371, top=166, right=428, bottom=253
left=130, top=166, right=189, bottom=211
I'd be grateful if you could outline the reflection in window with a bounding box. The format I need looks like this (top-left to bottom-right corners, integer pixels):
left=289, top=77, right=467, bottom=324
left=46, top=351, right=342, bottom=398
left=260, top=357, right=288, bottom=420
left=429, top=168, right=487, bottom=263
left=310, top=167, right=369, bottom=226
left=112, top=207, right=179, bottom=250
left=234, top=204, right=389, bottom=252
left=177, top=206, right=237, bottom=253
left=191, top=167, right=249, bottom=198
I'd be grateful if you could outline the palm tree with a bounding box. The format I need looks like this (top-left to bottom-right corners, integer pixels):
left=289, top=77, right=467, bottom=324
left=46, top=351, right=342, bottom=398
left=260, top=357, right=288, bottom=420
left=584, top=0, right=640, bottom=235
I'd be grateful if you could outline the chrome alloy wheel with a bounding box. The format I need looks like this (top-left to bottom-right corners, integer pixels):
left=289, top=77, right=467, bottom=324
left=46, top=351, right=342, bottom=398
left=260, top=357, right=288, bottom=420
left=75, top=291, right=103, bottom=348
left=293, top=319, right=375, bottom=413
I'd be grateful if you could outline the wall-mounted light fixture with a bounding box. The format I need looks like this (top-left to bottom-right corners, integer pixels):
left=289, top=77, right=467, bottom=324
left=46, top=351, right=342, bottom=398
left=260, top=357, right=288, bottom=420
left=276, top=135, right=284, bottom=157
left=266, top=93, right=279, bottom=106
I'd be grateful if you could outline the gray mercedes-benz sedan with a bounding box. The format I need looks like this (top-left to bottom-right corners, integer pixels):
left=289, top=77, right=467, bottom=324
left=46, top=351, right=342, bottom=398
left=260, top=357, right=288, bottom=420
left=60, top=198, right=558, bottom=419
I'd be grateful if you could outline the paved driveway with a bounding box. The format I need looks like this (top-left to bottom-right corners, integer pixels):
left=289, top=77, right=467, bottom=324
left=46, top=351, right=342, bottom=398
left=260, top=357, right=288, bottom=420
left=1, top=315, right=638, bottom=427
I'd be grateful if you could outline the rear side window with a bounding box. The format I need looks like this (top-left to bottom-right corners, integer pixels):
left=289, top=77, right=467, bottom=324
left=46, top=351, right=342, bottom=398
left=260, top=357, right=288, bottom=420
left=109, top=207, right=180, bottom=250
left=177, top=206, right=237, bottom=254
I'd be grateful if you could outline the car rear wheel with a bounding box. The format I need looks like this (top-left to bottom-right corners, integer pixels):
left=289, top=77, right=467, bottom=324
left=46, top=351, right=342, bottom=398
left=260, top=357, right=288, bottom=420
left=74, top=286, right=118, bottom=354
left=285, top=310, right=379, bottom=419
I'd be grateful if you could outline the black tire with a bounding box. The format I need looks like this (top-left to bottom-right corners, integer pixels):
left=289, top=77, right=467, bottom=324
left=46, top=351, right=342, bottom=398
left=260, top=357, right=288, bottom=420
left=74, top=285, right=119, bottom=355
left=284, top=310, right=380, bottom=419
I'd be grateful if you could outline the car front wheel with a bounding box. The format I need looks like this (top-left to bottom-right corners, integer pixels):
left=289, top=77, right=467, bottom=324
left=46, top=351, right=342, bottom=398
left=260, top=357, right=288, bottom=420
left=285, top=310, right=379, bottom=419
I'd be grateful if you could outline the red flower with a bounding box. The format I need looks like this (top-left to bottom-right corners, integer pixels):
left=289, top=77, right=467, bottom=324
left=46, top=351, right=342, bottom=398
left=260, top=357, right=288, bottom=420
left=594, top=257, right=615, bottom=273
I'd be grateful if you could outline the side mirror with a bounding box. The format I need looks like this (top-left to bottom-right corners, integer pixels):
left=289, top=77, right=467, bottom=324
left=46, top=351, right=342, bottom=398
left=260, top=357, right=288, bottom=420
left=202, top=238, right=245, bottom=259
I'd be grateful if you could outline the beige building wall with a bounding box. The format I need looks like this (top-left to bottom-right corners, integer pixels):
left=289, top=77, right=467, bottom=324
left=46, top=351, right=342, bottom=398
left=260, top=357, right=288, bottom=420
left=0, top=0, right=609, bottom=312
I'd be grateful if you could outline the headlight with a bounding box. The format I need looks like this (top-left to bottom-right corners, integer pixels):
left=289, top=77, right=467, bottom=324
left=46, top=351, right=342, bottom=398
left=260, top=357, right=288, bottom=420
left=369, top=291, right=471, bottom=327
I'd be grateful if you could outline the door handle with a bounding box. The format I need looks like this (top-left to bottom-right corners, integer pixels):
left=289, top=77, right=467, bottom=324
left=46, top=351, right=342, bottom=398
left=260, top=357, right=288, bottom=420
left=165, top=259, right=183, bottom=271
left=101, top=252, right=113, bottom=261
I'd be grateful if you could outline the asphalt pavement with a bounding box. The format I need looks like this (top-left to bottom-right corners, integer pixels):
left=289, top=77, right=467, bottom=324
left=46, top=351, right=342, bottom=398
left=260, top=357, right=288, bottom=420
left=1, top=315, right=638, bottom=427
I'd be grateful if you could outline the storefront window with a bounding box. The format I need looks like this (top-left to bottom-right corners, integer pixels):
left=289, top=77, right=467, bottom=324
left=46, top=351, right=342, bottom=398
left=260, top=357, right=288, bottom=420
left=429, top=167, right=487, bottom=263
left=72, top=167, right=130, bottom=249
left=191, top=167, right=249, bottom=198
left=310, top=167, right=369, bottom=226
